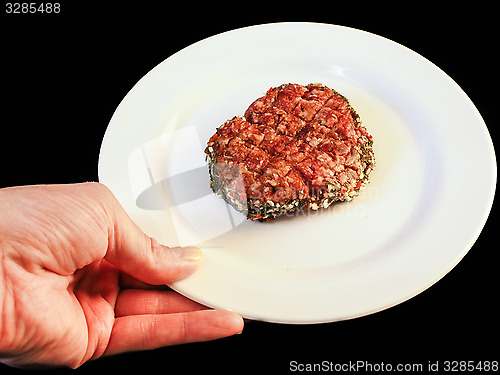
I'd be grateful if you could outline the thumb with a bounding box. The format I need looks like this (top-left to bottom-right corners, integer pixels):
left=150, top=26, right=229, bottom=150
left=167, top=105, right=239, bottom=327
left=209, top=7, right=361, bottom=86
left=99, top=184, right=202, bottom=285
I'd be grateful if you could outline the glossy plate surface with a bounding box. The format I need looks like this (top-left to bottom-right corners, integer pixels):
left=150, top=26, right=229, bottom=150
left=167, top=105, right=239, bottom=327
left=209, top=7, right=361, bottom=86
left=98, top=23, right=496, bottom=323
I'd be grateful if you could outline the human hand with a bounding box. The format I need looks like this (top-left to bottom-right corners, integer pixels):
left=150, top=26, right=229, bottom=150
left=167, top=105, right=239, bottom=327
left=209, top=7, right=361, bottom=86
left=0, top=182, right=243, bottom=368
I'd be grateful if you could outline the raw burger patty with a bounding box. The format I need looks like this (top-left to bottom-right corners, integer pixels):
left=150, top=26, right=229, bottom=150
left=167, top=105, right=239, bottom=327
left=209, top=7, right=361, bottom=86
left=205, top=83, right=375, bottom=221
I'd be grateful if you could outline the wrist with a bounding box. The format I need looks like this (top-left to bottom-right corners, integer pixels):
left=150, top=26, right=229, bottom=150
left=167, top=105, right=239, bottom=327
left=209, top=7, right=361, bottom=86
left=0, top=252, right=15, bottom=357
left=0, top=259, right=5, bottom=354
left=0, top=255, right=6, bottom=353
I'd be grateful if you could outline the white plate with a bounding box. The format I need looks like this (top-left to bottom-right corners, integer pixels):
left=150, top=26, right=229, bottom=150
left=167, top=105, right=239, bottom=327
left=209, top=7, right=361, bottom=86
left=98, top=23, right=496, bottom=324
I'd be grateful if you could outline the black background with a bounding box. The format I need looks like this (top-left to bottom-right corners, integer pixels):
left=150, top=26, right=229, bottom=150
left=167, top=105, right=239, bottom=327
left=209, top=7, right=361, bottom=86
left=1, top=1, right=498, bottom=374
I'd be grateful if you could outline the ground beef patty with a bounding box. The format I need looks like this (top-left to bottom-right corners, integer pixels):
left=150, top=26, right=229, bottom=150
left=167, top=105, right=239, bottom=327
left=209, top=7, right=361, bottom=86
left=205, top=83, right=375, bottom=221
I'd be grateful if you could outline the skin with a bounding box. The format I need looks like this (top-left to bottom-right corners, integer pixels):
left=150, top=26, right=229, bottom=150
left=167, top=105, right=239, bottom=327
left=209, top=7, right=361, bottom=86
left=0, top=182, right=244, bottom=368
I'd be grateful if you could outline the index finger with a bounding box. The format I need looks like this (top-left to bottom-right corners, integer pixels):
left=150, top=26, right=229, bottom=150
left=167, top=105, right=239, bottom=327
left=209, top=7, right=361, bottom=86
left=104, top=310, right=244, bottom=356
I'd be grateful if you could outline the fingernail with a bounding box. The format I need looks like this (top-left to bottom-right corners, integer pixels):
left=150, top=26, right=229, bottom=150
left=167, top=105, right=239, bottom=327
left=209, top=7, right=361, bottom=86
left=171, top=246, right=202, bottom=262
left=229, top=312, right=245, bottom=334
